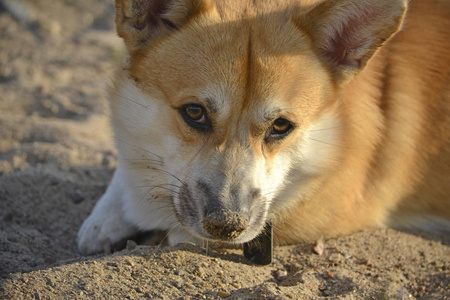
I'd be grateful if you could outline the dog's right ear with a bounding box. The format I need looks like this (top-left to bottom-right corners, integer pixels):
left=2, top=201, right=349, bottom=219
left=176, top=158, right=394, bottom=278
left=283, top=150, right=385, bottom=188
left=115, top=0, right=215, bottom=53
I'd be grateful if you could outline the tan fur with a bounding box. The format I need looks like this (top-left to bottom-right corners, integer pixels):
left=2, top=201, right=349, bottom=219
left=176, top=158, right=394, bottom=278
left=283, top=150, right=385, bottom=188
left=78, top=0, right=449, bottom=254
left=275, top=0, right=450, bottom=243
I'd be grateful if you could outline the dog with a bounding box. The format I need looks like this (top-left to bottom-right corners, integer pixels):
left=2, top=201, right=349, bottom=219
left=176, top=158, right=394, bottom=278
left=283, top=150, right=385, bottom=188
left=78, top=0, right=450, bottom=260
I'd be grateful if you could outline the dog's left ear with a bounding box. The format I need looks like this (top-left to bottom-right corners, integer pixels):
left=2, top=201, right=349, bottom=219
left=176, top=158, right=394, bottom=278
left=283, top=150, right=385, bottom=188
left=115, top=0, right=215, bottom=53
left=293, top=0, right=407, bottom=83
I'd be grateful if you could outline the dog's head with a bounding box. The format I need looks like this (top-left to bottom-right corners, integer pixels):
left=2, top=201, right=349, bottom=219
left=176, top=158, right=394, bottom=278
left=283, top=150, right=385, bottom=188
left=111, top=0, right=406, bottom=243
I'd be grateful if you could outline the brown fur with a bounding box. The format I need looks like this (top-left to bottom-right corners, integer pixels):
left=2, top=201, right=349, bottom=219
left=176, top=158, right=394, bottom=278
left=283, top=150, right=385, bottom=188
left=276, top=0, right=450, bottom=243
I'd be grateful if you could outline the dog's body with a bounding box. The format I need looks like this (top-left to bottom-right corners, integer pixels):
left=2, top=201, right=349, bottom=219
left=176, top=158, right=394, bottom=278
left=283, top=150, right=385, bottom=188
left=78, top=0, right=450, bottom=255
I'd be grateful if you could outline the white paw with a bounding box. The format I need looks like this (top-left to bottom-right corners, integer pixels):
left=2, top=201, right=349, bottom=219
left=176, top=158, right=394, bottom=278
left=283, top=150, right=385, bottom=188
left=77, top=208, right=137, bottom=255
left=77, top=169, right=138, bottom=255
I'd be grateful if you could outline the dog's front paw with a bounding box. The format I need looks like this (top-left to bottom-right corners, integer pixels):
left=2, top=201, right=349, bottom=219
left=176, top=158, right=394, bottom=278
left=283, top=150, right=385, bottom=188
left=77, top=175, right=138, bottom=255
left=77, top=209, right=137, bottom=255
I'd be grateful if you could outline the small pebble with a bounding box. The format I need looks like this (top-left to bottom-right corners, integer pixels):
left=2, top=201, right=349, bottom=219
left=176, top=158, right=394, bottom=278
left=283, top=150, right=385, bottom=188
left=218, top=291, right=231, bottom=298
left=46, top=277, right=55, bottom=287
left=172, top=279, right=184, bottom=288
left=329, top=254, right=342, bottom=264
left=363, top=259, right=374, bottom=268
left=312, top=240, right=324, bottom=255
left=70, top=190, right=84, bottom=204
left=126, top=240, right=137, bottom=250
left=195, top=267, right=205, bottom=277
left=275, top=269, right=288, bottom=281
left=125, top=258, right=134, bottom=266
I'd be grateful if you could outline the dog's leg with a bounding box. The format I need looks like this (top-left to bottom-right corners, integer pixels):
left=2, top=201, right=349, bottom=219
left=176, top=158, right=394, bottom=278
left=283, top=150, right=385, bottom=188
left=77, top=167, right=138, bottom=255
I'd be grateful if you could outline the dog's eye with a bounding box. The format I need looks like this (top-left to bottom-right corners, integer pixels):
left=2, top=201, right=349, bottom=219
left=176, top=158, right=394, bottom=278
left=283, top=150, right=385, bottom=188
left=181, top=104, right=210, bottom=131
left=266, top=118, right=294, bottom=141
left=185, top=105, right=204, bottom=122
left=272, top=118, right=291, bottom=134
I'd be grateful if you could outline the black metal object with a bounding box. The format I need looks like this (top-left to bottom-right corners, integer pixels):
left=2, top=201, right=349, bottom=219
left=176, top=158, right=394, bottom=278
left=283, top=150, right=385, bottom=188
left=243, top=222, right=273, bottom=265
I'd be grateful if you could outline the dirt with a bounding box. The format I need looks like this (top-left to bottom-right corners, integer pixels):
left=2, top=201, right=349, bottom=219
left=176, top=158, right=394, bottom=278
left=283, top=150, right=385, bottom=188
left=203, top=210, right=250, bottom=240
left=0, top=0, right=449, bottom=299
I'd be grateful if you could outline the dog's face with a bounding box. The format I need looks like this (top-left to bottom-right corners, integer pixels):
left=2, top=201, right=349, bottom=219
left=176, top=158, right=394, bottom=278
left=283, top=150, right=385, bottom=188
left=112, top=0, right=406, bottom=243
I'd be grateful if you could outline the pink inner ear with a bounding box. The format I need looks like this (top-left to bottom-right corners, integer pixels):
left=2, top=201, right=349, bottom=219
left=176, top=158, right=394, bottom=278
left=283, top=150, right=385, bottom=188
left=323, top=4, right=381, bottom=67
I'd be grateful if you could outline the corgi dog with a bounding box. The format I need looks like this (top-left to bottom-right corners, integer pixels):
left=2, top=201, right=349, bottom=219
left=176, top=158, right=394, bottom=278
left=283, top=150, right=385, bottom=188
left=78, top=0, right=450, bottom=258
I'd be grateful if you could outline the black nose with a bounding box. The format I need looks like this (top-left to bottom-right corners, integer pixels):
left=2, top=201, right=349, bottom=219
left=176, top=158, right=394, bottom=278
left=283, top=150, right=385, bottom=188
left=202, top=210, right=249, bottom=240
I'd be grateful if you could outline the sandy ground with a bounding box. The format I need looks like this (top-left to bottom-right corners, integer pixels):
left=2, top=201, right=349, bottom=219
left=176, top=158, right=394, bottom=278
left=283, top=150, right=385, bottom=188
left=0, top=0, right=449, bottom=299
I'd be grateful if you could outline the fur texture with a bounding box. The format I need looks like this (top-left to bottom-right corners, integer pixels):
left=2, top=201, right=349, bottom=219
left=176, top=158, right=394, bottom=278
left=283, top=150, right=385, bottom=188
left=78, top=0, right=450, bottom=255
